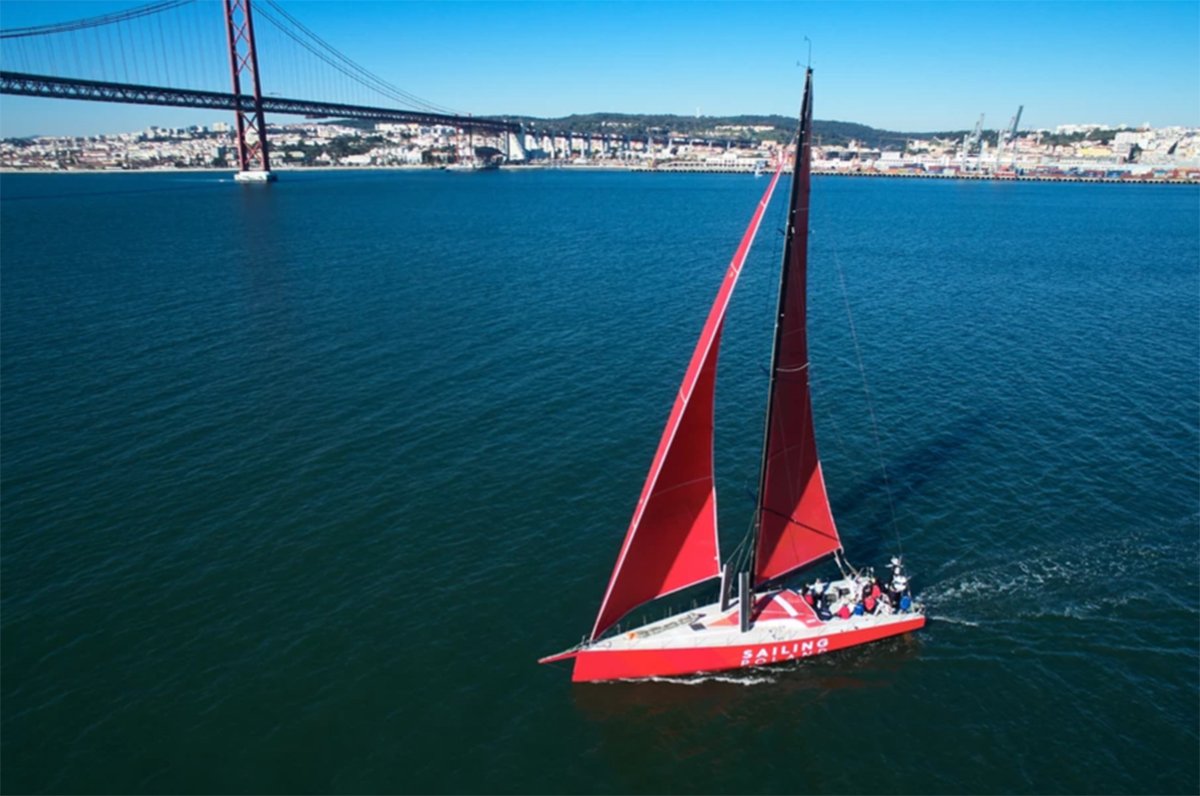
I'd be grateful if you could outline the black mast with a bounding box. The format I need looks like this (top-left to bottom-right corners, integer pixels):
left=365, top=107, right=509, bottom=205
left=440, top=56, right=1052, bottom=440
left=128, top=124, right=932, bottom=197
left=746, top=68, right=814, bottom=586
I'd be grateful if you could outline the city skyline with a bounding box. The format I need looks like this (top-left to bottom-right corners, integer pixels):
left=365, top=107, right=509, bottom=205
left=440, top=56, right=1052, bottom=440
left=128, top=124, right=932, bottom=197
left=1, top=0, right=1197, bottom=139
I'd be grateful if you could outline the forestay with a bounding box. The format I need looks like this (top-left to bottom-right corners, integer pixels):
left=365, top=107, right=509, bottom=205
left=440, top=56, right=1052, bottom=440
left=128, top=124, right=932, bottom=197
left=591, top=158, right=787, bottom=639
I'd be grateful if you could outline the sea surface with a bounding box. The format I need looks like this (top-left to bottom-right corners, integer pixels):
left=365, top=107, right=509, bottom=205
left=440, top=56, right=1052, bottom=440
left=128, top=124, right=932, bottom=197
left=2, top=169, right=1197, bottom=795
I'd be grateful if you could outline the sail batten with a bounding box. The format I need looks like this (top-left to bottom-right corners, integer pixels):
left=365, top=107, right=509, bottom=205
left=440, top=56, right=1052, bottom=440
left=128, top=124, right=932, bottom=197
left=753, top=68, right=842, bottom=587
left=590, top=158, right=787, bottom=640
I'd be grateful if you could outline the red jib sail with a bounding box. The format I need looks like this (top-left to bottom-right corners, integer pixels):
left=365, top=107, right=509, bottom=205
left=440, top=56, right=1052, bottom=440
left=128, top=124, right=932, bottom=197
left=591, top=159, right=786, bottom=640
left=753, top=69, right=842, bottom=586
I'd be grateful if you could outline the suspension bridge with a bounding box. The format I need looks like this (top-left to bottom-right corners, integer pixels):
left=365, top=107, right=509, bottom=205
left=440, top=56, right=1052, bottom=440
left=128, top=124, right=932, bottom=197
left=0, top=0, right=759, bottom=179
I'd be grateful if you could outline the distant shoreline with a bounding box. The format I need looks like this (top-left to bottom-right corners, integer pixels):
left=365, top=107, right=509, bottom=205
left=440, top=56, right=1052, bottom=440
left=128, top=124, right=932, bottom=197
left=1, top=163, right=1195, bottom=185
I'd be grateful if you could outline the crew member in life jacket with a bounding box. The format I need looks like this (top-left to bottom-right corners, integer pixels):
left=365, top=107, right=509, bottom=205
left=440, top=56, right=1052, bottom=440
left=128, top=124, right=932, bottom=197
left=861, top=582, right=879, bottom=615
left=872, top=573, right=892, bottom=612
left=810, top=579, right=832, bottom=621
left=888, top=556, right=911, bottom=612
left=848, top=576, right=867, bottom=615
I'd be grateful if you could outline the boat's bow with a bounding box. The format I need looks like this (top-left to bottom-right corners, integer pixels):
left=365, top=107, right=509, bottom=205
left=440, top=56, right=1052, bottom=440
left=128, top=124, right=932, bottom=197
left=537, top=647, right=583, bottom=665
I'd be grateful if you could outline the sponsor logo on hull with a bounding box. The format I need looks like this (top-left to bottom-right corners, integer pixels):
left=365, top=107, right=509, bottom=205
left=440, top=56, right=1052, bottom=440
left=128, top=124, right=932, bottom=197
left=740, top=637, right=829, bottom=666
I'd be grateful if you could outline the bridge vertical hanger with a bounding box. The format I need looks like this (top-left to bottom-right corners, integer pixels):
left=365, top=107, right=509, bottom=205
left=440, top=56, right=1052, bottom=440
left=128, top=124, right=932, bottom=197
left=223, top=0, right=274, bottom=181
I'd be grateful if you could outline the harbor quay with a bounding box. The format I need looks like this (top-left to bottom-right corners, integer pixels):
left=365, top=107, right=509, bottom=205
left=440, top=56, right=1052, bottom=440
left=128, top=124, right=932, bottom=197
left=635, top=162, right=1199, bottom=184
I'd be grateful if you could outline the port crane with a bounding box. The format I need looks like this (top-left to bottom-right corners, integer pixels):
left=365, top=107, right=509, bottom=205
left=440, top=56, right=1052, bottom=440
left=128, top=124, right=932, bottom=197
left=999, top=105, right=1024, bottom=150
left=963, top=114, right=985, bottom=156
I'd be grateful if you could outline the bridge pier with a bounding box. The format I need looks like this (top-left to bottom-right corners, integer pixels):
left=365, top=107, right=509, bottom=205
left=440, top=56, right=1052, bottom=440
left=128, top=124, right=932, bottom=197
left=507, top=127, right=528, bottom=162
left=234, top=170, right=275, bottom=183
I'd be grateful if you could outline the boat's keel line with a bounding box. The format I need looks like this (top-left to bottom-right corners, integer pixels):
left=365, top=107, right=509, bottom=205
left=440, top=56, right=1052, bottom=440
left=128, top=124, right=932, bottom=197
left=571, top=614, right=925, bottom=682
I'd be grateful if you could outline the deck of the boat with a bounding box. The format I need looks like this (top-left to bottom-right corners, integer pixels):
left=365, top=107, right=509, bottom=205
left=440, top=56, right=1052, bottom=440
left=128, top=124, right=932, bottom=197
left=595, top=582, right=921, bottom=652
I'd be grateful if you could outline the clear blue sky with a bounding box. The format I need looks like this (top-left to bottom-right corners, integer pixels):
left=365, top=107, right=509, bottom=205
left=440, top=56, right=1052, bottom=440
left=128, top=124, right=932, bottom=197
left=1, top=0, right=1197, bottom=138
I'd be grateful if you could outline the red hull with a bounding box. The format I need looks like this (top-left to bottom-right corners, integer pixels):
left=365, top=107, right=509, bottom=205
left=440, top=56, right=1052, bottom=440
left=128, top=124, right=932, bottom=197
left=570, top=614, right=925, bottom=682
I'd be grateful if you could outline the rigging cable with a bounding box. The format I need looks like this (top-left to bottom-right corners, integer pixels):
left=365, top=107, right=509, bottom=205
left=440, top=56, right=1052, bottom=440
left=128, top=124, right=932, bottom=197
left=829, top=241, right=905, bottom=559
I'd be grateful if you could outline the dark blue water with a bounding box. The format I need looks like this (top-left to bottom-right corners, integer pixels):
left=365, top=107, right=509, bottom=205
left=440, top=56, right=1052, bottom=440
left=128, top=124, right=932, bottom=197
left=3, top=170, right=1197, bottom=794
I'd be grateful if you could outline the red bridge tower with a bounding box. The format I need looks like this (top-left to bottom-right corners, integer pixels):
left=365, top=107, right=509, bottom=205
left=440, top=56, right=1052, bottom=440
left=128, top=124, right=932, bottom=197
left=223, top=0, right=274, bottom=181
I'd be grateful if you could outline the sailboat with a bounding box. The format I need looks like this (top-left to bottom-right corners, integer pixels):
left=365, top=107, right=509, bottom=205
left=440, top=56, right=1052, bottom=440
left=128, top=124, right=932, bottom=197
left=539, top=70, right=924, bottom=683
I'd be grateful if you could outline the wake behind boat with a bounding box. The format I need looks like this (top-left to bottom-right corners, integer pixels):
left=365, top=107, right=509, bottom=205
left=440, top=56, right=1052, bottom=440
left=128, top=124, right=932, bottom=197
left=540, top=69, right=924, bottom=683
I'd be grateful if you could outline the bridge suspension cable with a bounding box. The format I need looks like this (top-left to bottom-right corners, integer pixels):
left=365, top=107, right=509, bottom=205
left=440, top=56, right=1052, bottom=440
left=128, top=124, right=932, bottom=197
left=0, top=0, right=228, bottom=93
left=0, top=0, right=192, bottom=39
left=254, top=0, right=462, bottom=116
left=0, top=0, right=468, bottom=117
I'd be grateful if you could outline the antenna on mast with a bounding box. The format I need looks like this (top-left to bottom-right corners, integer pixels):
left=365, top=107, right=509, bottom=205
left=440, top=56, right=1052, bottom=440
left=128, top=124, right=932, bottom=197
left=804, top=36, right=812, bottom=69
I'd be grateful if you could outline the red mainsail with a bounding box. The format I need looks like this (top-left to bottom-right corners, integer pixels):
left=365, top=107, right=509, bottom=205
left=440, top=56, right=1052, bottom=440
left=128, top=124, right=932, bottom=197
left=753, top=69, right=842, bottom=586
left=591, top=159, right=786, bottom=639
